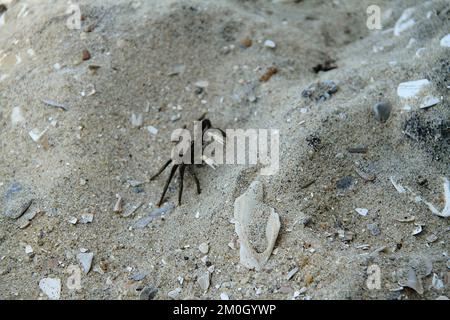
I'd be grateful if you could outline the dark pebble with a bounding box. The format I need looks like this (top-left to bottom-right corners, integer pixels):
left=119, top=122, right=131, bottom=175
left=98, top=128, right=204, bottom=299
left=139, top=285, right=158, bottom=300
left=373, top=102, right=392, bottom=123
left=336, top=176, right=353, bottom=189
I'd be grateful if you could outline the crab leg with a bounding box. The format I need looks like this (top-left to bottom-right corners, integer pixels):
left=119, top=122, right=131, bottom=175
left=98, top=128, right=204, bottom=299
left=150, top=159, right=172, bottom=181
left=157, top=164, right=178, bottom=207
left=178, top=165, right=186, bottom=205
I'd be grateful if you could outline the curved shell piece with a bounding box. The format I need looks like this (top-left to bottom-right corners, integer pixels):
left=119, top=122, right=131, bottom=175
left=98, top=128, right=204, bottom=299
left=234, top=181, right=280, bottom=271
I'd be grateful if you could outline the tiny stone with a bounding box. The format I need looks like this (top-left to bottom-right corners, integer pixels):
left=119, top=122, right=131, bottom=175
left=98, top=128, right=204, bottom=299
left=355, top=208, right=368, bottom=216
left=82, top=49, right=91, bottom=61
left=147, top=126, right=158, bottom=135
left=300, top=216, right=312, bottom=227
left=197, top=272, right=210, bottom=292
left=130, top=273, right=147, bottom=281
left=194, top=80, right=209, bottom=88
left=373, top=102, right=392, bottom=123
left=367, top=223, right=381, bottom=236
left=199, top=242, right=209, bottom=254
left=426, top=234, right=438, bottom=243
left=25, top=245, right=33, bottom=255
left=140, top=285, right=158, bottom=300
left=80, top=213, right=93, bottom=224
left=168, top=287, right=181, bottom=299
left=68, top=217, right=78, bottom=225
left=336, top=176, right=353, bottom=189
left=5, top=198, right=33, bottom=219
left=240, top=37, right=252, bottom=48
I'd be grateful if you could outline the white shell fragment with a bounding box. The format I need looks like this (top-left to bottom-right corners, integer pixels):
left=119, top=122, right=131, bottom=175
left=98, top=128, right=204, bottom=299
left=29, top=128, right=48, bottom=142
left=80, top=213, right=93, bottom=224
left=130, top=113, right=143, bottom=128
left=420, top=96, right=440, bottom=109
left=147, top=125, right=158, bottom=135
left=198, top=242, right=209, bottom=254
left=234, top=181, right=280, bottom=271
left=77, top=252, right=94, bottom=274
left=390, top=177, right=406, bottom=193
left=197, top=271, right=210, bottom=292
left=422, top=177, right=450, bottom=218
left=25, top=245, right=33, bottom=255
left=399, top=267, right=423, bottom=295
left=39, top=278, right=61, bottom=300
left=432, top=274, right=444, bottom=290
left=220, top=292, right=229, bottom=300
left=394, top=8, right=416, bottom=36
left=355, top=208, right=368, bottom=216
left=168, top=287, right=181, bottom=299
left=397, top=79, right=430, bottom=99
left=411, top=224, right=422, bottom=236
left=440, top=34, right=450, bottom=47
left=286, top=267, right=299, bottom=280
left=11, top=106, right=25, bottom=126
left=194, top=80, right=209, bottom=88
left=264, top=40, right=276, bottom=48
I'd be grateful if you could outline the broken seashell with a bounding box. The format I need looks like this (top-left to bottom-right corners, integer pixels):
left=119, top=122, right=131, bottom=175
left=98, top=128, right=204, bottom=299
left=395, top=215, right=415, bottom=223
left=234, top=181, right=280, bottom=271
left=390, top=177, right=406, bottom=193
left=113, top=194, right=123, bottom=213
left=412, top=224, right=422, bottom=236
left=399, top=267, right=424, bottom=294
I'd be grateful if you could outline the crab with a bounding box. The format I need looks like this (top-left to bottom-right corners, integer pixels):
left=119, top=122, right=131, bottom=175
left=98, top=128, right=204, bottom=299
left=150, top=114, right=225, bottom=207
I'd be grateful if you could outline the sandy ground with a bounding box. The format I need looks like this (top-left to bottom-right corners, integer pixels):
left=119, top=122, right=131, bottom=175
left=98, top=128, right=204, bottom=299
left=0, top=0, right=449, bottom=300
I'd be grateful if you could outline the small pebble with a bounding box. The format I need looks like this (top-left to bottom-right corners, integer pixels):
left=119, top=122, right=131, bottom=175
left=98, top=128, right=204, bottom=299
left=367, top=223, right=381, bottom=236
left=240, top=37, right=252, bottom=48
left=82, top=49, right=91, bottom=61
left=198, top=242, right=209, bottom=254
left=373, top=102, right=392, bottom=123
left=194, top=80, right=209, bottom=88
left=168, top=287, right=181, bottom=299
left=80, top=213, right=93, bottom=224
left=197, top=272, right=210, bottom=292
left=426, top=234, right=438, bottom=243
left=140, top=285, right=158, bottom=300
left=25, top=245, right=33, bottom=255
left=147, top=126, right=158, bottom=135
left=68, top=217, right=78, bottom=225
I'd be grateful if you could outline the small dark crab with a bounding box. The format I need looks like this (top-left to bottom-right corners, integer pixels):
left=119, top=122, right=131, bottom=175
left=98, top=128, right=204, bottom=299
left=150, top=114, right=225, bottom=207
